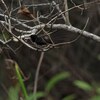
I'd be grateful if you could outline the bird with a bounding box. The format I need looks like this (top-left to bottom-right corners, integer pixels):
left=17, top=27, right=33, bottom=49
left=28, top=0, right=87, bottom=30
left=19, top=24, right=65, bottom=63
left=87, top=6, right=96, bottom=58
left=30, top=34, right=52, bottom=45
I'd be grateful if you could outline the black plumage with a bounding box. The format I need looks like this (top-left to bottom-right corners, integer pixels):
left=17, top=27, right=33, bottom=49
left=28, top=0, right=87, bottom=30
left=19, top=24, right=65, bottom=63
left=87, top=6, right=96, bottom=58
left=30, top=35, right=52, bottom=45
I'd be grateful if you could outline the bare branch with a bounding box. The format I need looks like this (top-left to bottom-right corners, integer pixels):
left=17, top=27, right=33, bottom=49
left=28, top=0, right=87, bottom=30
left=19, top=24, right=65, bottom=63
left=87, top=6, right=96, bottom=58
left=1, top=19, right=100, bottom=43
left=0, top=0, right=100, bottom=52
left=0, top=14, right=33, bottom=29
left=52, top=1, right=67, bottom=23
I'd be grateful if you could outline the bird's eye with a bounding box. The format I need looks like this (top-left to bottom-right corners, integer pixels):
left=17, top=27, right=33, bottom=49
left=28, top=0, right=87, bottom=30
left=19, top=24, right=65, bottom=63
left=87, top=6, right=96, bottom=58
left=30, top=35, right=37, bottom=42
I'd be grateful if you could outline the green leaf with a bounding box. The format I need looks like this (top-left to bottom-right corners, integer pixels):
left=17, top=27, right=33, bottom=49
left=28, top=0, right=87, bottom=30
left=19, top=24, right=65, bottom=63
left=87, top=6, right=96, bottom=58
left=45, top=72, right=70, bottom=93
left=27, top=92, right=46, bottom=100
left=62, top=94, right=76, bottom=100
left=96, top=87, right=100, bottom=94
left=15, top=63, right=28, bottom=99
left=74, top=80, right=93, bottom=91
left=91, top=95, right=100, bottom=100
left=8, top=86, right=19, bottom=100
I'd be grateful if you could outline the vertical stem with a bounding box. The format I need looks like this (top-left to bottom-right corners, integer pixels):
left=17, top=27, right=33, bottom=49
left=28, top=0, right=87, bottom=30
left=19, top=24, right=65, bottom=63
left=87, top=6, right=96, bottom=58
left=83, top=0, right=88, bottom=9
left=33, top=51, right=44, bottom=100
left=64, top=0, right=71, bottom=25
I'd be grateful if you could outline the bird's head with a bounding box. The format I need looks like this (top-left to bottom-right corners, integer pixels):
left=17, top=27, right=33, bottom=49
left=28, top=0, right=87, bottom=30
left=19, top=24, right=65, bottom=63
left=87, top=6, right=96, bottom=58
left=30, top=35, right=37, bottom=42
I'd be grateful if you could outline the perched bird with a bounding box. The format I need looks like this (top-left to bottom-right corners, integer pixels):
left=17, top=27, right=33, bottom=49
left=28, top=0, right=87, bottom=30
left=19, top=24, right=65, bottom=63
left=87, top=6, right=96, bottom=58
left=30, top=34, right=52, bottom=45
left=17, top=5, right=36, bottom=19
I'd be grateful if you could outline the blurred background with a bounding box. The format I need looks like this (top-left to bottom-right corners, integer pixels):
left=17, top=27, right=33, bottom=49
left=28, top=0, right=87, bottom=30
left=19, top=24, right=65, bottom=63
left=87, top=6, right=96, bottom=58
left=0, top=0, right=100, bottom=100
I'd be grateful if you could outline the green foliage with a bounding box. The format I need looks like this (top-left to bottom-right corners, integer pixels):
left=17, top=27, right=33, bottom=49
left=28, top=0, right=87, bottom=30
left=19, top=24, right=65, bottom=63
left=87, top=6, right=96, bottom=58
left=9, top=64, right=100, bottom=100
left=9, top=70, right=70, bottom=100
left=8, top=86, right=19, bottom=100
left=74, top=80, right=100, bottom=100
left=15, top=63, right=28, bottom=99
left=91, top=95, right=100, bottom=100
left=9, top=62, right=46, bottom=100
left=27, top=92, right=46, bottom=100
left=74, top=80, right=93, bottom=91
left=8, top=87, right=45, bottom=100
left=62, top=94, right=76, bottom=100
left=96, top=87, right=100, bottom=94
left=45, top=72, right=70, bottom=93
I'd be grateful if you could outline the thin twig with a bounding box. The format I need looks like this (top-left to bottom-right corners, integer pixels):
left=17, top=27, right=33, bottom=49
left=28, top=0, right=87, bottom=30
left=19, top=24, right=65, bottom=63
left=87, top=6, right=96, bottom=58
left=64, top=0, right=71, bottom=25
left=52, top=1, right=67, bottom=23
left=33, top=51, right=45, bottom=100
left=0, top=14, right=33, bottom=29
left=46, top=0, right=100, bottom=25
